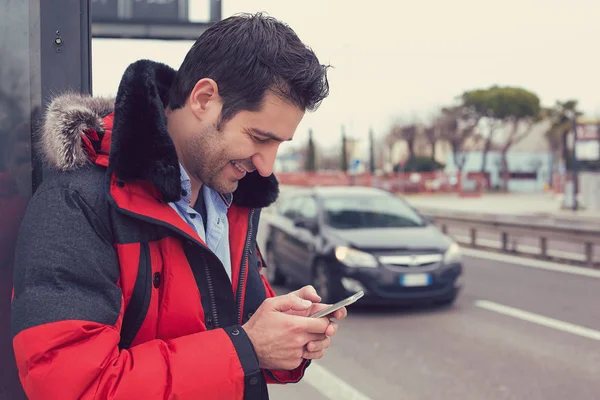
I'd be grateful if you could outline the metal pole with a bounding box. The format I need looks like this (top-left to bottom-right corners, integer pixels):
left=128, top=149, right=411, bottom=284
left=179, top=0, right=189, bottom=21
left=37, top=0, right=92, bottom=191
left=210, top=0, right=222, bottom=22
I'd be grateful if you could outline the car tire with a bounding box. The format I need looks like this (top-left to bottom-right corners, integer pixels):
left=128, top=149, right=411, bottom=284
left=265, top=245, right=286, bottom=286
left=312, top=260, right=336, bottom=304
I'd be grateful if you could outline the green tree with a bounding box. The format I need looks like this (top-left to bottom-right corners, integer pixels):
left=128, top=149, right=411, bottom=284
left=305, top=128, right=317, bottom=172
left=368, top=128, right=376, bottom=173
left=341, top=125, right=348, bottom=173
left=462, top=86, right=541, bottom=190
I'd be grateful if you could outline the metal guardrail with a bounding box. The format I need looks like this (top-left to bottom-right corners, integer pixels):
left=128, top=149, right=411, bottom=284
left=421, top=210, right=600, bottom=268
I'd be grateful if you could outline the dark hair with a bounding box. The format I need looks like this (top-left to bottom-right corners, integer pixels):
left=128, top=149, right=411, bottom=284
left=168, top=13, right=330, bottom=125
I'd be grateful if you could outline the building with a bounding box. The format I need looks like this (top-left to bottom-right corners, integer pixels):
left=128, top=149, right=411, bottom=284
left=443, top=119, right=554, bottom=192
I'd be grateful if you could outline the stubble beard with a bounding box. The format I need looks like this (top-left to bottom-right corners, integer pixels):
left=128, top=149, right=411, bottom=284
left=182, top=123, right=238, bottom=195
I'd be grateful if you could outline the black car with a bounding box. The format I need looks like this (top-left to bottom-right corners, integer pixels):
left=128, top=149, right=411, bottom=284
left=262, top=186, right=463, bottom=305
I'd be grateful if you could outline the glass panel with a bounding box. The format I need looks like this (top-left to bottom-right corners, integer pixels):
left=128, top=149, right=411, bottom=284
left=324, top=194, right=425, bottom=229
left=298, top=197, right=318, bottom=220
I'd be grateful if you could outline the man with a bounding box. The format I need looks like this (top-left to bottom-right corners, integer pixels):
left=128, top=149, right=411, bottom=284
left=11, top=13, right=346, bottom=399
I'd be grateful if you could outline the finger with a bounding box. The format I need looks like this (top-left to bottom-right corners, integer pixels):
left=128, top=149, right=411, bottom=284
left=269, top=294, right=312, bottom=312
left=302, top=349, right=325, bottom=360
left=332, top=306, right=347, bottom=320
left=325, top=321, right=338, bottom=337
left=308, top=303, right=332, bottom=314
left=290, top=285, right=321, bottom=303
left=303, top=332, right=328, bottom=344
left=305, top=336, right=331, bottom=352
left=303, top=316, right=331, bottom=334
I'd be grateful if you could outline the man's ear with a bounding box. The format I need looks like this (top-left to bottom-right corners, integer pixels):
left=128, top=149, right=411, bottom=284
left=189, top=78, right=221, bottom=119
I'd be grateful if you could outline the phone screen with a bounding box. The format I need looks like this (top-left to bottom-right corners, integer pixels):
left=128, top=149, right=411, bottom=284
left=309, top=291, right=364, bottom=318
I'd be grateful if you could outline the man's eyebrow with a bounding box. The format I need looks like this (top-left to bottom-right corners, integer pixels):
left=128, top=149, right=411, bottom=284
left=250, top=128, right=292, bottom=142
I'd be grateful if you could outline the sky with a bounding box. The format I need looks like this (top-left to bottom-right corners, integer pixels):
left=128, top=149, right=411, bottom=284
left=92, top=0, right=600, bottom=151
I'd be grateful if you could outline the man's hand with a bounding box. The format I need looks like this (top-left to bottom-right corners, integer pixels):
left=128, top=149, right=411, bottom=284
left=286, top=285, right=347, bottom=360
left=287, top=285, right=348, bottom=320
left=242, top=293, right=332, bottom=370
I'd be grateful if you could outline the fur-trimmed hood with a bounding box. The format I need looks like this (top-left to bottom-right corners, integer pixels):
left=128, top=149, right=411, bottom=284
left=40, top=59, right=279, bottom=208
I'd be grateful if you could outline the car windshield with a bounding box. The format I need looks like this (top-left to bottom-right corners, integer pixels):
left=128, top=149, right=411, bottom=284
left=323, top=194, right=425, bottom=229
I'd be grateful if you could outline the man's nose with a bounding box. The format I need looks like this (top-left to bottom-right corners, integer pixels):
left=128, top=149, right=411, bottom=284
left=252, top=146, right=278, bottom=177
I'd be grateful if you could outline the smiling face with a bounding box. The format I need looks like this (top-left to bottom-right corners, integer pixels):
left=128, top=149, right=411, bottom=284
left=168, top=78, right=304, bottom=195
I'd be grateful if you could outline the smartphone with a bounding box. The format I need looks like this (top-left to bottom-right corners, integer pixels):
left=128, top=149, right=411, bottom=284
left=309, top=291, right=364, bottom=318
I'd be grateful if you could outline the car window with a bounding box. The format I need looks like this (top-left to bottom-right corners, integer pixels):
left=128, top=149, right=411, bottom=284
left=280, top=197, right=304, bottom=220
left=298, top=196, right=318, bottom=220
left=276, top=197, right=292, bottom=216
left=323, top=194, right=424, bottom=229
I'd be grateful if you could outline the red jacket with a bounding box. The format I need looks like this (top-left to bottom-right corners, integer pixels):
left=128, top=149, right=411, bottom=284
left=11, top=60, right=308, bottom=399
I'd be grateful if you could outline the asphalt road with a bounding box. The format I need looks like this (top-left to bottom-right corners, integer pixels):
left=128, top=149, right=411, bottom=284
left=265, top=251, right=600, bottom=400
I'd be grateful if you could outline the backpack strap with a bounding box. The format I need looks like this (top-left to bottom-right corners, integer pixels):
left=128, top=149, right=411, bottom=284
left=119, top=242, right=152, bottom=349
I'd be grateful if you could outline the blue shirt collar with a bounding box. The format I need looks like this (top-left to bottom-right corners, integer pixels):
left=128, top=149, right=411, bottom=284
left=178, top=164, right=233, bottom=208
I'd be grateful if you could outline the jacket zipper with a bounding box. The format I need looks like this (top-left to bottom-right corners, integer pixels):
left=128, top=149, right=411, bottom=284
left=237, top=209, right=255, bottom=324
left=200, top=251, right=220, bottom=328
left=111, top=197, right=247, bottom=330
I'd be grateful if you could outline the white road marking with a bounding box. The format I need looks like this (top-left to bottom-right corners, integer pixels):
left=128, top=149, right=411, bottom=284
left=461, top=247, right=600, bottom=279
left=303, top=361, right=373, bottom=400
left=475, top=300, right=600, bottom=341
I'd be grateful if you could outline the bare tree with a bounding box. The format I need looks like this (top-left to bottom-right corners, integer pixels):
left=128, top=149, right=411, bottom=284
left=387, top=122, right=418, bottom=164
left=544, top=100, right=582, bottom=181
left=436, top=106, right=480, bottom=174
left=423, top=125, right=440, bottom=162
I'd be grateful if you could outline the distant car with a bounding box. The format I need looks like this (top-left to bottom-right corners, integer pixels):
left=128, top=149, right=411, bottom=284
left=263, top=186, right=463, bottom=306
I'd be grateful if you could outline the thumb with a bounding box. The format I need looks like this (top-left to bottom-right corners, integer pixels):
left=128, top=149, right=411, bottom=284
left=269, top=293, right=313, bottom=312
left=291, top=285, right=322, bottom=303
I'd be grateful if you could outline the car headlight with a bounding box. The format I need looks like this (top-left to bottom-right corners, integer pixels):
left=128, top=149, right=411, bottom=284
left=335, top=246, right=379, bottom=268
left=444, top=242, right=462, bottom=265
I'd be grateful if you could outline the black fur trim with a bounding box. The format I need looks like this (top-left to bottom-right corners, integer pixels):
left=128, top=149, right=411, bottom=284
left=109, top=59, right=279, bottom=207
left=233, top=171, right=279, bottom=208
left=110, top=60, right=181, bottom=202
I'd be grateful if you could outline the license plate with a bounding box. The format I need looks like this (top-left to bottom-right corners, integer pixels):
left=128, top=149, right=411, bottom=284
left=400, top=273, right=431, bottom=287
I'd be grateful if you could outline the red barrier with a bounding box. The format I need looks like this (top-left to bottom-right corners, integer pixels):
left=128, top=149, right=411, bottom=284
left=552, top=172, right=567, bottom=194
left=275, top=171, right=470, bottom=194
left=275, top=171, right=494, bottom=195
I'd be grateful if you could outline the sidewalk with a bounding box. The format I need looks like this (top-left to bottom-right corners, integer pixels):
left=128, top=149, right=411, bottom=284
left=279, top=184, right=600, bottom=226
left=402, top=192, right=600, bottom=226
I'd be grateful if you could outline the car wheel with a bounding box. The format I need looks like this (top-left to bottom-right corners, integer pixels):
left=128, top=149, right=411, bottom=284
left=265, top=246, right=286, bottom=286
left=312, top=260, right=335, bottom=304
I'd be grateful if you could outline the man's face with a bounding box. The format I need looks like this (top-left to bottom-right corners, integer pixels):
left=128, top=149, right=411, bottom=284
left=177, top=87, right=304, bottom=194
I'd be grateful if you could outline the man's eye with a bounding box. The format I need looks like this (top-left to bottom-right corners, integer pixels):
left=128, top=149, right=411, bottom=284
left=252, top=136, right=269, bottom=143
